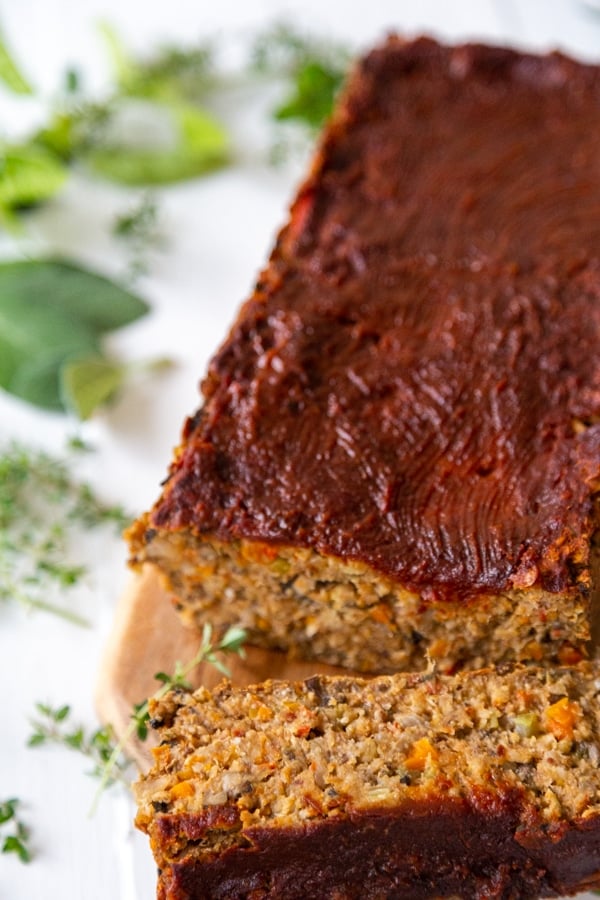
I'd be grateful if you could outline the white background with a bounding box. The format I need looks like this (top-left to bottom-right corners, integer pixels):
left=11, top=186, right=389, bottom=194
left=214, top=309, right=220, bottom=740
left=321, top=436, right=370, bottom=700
left=2, top=1, right=600, bottom=898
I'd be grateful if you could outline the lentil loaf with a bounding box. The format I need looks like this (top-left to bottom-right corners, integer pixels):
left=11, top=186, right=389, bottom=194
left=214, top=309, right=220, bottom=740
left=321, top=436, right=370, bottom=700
left=128, top=35, right=600, bottom=673
left=134, top=662, right=600, bottom=899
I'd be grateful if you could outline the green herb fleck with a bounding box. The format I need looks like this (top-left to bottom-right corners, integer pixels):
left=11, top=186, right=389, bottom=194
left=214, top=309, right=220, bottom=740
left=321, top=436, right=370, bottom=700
left=0, top=798, right=32, bottom=863
left=0, top=441, right=130, bottom=622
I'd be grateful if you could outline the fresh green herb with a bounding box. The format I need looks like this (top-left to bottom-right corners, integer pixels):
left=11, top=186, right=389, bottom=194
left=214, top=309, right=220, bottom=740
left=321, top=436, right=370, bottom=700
left=0, top=33, right=32, bottom=95
left=36, top=25, right=228, bottom=188
left=251, top=23, right=351, bottom=129
left=0, top=257, right=150, bottom=415
left=0, top=798, right=32, bottom=863
left=84, top=99, right=228, bottom=186
left=34, top=101, right=114, bottom=165
left=94, top=623, right=247, bottom=806
left=0, top=441, right=129, bottom=622
left=112, top=193, right=164, bottom=280
left=28, top=704, right=132, bottom=788
left=61, top=355, right=173, bottom=421
left=100, top=22, right=215, bottom=104
left=132, top=622, right=248, bottom=739
left=0, top=145, right=67, bottom=224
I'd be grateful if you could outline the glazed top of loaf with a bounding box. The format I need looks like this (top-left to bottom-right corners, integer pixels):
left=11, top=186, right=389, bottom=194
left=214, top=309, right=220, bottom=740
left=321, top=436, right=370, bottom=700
left=152, top=37, right=600, bottom=602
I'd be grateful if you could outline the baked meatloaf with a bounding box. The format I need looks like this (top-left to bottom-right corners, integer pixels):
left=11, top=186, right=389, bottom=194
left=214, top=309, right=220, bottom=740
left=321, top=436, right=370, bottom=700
left=135, top=662, right=600, bottom=899
left=128, top=36, right=600, bottom=673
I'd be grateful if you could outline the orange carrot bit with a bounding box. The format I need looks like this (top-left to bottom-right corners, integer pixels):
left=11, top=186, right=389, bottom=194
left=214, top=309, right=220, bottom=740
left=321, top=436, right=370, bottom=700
left=544, top=697, right=580, bottom=741
left=170, top=780, right=195, bottom=800
left=369, top=603, right=393, bottom=626
left=405, top=737, right=439, bottom=771
left=240, top=541, right=279, bottom=564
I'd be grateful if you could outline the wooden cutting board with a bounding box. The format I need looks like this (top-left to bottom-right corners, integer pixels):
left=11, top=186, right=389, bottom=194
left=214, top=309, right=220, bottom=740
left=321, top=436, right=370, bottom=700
left=95, top=565, right=351, bottom=768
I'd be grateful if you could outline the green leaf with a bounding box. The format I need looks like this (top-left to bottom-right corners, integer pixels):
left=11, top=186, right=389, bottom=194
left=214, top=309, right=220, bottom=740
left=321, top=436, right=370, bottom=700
left=0, top=259, right=148, bottom=411
left=97, top=21, right=137, bottom=94
left=0, top=800, right=16, bottom=825
left=0, top=35, right=33, bottom=94
left=0, top=260, right=149, bottom=332
left=0, top=299, right=100, bottom=409
left=85, top=100, right=228, bottom=186
left=275, top=60, right=344, bottom=128
left=2, top=834, right=30, bottom=863
left=9, top=347, right=98, bottom=411
left=60, top=356, right=126, bottom=420
left=0, top=145, right=67, bottom=211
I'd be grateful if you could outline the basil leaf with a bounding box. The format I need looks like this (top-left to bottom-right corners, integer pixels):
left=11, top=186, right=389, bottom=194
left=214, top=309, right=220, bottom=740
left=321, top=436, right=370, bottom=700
left=0, top=35, right=33, bottom=95
left=0, top=146, right=67, bottom=211
left=85, top=101, right=228, bottom=185
left=0, top=259, right=149, bottom=332
left=60, top=356, right=126, bottom=420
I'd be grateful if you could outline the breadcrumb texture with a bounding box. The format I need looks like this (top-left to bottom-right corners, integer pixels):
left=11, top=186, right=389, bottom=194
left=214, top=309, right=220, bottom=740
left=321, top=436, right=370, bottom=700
left=128, top=35, right=600, bottom=673
left=135, top=663, right=600, bottom=899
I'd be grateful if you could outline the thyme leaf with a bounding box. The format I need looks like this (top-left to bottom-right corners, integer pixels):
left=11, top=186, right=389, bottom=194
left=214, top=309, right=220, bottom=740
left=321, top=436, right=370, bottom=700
left=0, top=799, right=32, bottom=864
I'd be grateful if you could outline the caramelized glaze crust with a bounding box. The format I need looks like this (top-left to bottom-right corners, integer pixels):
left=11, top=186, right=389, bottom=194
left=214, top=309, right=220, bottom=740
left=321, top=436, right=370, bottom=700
left=151, top=37, right=600, bottom=602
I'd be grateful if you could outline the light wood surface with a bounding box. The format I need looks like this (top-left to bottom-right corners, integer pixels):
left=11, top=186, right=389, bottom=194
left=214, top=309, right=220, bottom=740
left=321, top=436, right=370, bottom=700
left=95, top=565, right=351, bottom=766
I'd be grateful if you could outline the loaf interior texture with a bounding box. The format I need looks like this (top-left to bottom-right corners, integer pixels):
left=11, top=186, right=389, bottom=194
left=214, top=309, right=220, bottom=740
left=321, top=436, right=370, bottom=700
left=128, top=35, right=600, bottom=673
left=135, top=663, right=600, bottom=899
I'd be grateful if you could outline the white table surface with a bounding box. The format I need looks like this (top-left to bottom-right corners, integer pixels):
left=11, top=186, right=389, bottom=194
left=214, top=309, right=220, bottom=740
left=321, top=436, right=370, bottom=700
left=2, top=1, right=600, bottom=897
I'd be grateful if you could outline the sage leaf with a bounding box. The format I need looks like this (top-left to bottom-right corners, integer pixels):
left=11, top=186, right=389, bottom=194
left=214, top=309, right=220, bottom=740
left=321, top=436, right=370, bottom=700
left=0, top=259, right=149, bottom=332
left=0, top=145, right=67, bottom=211
left=10, top=347, right=99, bottom=411
left=0, top=35, right=33, bottom=94
left=85, top=100, right=228, bottom=185
left=60, top=356, right=126, bottom=420
left=0, top=259, right=149, bottom=412
left=0, top=304, right=99, bottom=411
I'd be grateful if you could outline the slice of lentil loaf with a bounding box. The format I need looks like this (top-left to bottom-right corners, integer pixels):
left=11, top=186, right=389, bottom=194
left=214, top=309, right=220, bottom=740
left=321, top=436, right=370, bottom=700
left=135, top=662, right=600, bottom=899
left=127, top=35, right=600, bottom=674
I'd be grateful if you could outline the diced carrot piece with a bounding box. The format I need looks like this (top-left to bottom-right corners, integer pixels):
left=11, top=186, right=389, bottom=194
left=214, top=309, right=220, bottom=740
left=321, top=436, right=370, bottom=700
left=170, top=780, right=195, bottom=799
left=544, top=697, right=579, bottom=741
left=405, top=737, right=438, bottom=771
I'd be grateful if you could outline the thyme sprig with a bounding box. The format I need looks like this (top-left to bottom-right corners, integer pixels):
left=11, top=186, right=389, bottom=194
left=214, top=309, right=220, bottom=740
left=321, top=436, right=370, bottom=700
left=0, top=798, right=32, bottom=863
left=112, top=193, right=164, bottom=282
left=0, top=442, right=130, bottom=623
left=27, top=625, right=247, bottom=811
left=28, top=704, right=132, bottom=788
